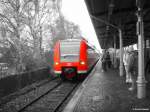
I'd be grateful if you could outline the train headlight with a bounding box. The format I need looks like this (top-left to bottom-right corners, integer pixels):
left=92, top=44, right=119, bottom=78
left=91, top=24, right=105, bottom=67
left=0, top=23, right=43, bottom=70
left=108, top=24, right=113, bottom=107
left=55, top=62, right=59, bottom=65
left=80, top=61, right=85, bottom=65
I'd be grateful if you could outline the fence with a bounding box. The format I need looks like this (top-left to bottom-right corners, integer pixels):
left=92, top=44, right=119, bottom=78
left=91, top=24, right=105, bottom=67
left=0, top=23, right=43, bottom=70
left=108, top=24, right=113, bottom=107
left=0, top=63, right=8, bottom=78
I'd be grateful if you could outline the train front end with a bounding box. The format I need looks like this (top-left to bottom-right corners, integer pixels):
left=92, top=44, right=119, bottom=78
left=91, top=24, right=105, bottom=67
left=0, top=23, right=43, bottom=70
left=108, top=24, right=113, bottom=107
left=53, top=39, right=87, bottom=80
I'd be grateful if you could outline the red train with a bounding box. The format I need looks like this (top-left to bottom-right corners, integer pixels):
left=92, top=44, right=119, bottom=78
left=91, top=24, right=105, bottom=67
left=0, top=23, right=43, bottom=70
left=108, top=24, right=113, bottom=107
left=53, top=39, right=99, bottom=80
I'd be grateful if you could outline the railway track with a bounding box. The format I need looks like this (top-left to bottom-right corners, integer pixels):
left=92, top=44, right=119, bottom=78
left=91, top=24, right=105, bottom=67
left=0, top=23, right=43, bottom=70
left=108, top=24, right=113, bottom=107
left=19, top=81, right=79, bottom=112
left=17, top=77, right=58, bottom=97
left=0, top=78, right=80, bottom=112
left=0, top=78, right=61, bottom=112
left=17, top=81, right=63, bottom=112
left=0, top=77, right=58, bottom=106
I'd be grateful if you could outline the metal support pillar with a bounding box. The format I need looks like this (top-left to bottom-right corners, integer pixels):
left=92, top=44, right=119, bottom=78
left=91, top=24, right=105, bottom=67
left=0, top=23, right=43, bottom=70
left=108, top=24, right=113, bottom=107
left=119, top=29, right=123, bottom=77
left=136, top=4, right=147, bottom=99
left=113, top=35, right=117, bottom=68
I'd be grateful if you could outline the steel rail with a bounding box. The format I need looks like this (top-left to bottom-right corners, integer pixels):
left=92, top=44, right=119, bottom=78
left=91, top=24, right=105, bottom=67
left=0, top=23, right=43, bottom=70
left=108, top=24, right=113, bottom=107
left=53, top=83, right=80, bottom=112
left=17, top=81, right=62, bottom=112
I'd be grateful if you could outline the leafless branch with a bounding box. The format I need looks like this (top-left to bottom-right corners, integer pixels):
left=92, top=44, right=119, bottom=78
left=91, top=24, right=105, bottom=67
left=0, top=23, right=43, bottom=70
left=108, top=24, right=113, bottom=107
left=0, top=13, right=17, bottom=32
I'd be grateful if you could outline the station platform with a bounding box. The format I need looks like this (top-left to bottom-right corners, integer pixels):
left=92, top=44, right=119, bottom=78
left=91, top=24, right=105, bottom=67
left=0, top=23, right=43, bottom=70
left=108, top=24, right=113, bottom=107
left=63, top=61, right=150, bottom=112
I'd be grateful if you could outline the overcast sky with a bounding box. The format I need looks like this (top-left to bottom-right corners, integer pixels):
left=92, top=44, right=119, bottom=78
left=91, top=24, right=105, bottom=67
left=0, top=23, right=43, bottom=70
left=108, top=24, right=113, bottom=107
left=61, top=0, right=101, bottom=51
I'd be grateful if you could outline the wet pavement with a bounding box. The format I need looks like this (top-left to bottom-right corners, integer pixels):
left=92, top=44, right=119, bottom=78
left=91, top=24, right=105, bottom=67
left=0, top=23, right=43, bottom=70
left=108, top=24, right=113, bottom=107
left=63, top=61, right=150, bottom=112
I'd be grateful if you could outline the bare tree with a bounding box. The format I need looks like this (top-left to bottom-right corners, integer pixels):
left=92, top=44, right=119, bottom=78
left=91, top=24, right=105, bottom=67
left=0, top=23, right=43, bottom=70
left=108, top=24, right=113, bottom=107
left=22, top=0, right=50, bottom=58
left=64, top=21, right=81, bottom=39
left=50, top=0, right=81, bottom=46
left=0, top=0, right=32, bottom=72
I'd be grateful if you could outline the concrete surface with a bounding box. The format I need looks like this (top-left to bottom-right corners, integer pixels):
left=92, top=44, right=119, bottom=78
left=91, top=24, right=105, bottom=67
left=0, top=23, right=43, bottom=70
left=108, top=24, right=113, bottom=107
left=63, top=61, right=150, bottom=112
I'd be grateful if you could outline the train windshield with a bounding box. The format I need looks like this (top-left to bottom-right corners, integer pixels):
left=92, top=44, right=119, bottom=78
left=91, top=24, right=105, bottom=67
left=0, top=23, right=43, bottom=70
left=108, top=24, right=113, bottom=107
left=60, top=40, right=81, bottom=62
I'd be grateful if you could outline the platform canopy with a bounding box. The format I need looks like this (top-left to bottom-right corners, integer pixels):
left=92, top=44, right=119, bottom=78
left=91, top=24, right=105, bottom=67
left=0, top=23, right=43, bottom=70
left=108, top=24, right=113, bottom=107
left=84, top=0, right=150, bottom=49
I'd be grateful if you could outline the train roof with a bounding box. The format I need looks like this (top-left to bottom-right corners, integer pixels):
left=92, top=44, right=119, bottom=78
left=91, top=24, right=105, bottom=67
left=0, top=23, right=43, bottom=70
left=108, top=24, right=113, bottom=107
left=60, top=39, right=82, bottom=42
